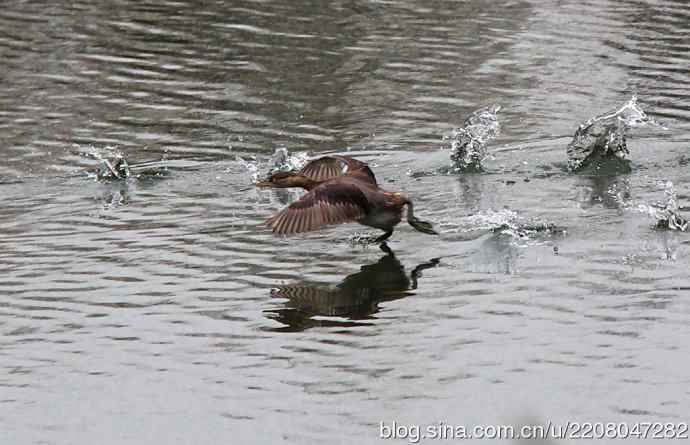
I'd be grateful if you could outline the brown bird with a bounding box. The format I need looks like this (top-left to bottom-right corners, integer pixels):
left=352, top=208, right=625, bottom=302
left=257, top=156, right=438, bottom=243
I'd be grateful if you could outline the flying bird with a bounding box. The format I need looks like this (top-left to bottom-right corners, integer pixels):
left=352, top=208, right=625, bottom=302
left=257, top=156, right=438, bottom=243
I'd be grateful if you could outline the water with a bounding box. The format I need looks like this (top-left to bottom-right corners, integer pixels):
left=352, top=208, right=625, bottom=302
left=1, top=1, right=689, bottom=444
left=449, top=104, right=501, bottom=172
left=566, top=95, right=666, bottom=172
left=629, top=181, right=689, bottom=233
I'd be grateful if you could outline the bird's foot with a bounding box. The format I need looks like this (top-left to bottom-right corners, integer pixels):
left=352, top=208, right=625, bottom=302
left=408, top=217, right=439, bottom=235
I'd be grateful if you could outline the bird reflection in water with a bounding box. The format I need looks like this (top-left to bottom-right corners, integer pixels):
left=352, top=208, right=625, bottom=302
left=264, top=243, right=439, bottom=332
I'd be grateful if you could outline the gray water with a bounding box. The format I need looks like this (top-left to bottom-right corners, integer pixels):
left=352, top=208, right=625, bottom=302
left=1, top=1, right=689, bottom=444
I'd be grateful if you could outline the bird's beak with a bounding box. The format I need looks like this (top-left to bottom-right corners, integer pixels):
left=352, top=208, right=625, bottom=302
left=255, top=179, right=272, bottom=188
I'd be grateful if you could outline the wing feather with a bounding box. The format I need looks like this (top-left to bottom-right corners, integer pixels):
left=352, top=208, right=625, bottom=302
left=267, top=181, right=370, bottom=235
left=299, top=157, right=344, bottom=182
left=298, top=156, right=378, bottom=186
left=288, top=209, right=301, bottom=233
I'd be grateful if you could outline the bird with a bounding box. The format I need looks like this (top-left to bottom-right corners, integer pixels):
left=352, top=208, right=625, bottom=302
left=257, top=155, right=438, bottom=243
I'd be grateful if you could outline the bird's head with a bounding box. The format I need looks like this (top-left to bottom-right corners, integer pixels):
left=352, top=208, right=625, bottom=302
left=255, top=171, right=312, bottom=188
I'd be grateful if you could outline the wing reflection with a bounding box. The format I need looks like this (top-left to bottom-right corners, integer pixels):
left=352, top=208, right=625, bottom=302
left=264, top=243, right=439, bottom=332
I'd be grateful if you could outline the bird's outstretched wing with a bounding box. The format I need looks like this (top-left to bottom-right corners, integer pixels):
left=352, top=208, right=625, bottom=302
left=267, top=181, right=370, bottom=234
left=299, top=156, right=377, bottom=186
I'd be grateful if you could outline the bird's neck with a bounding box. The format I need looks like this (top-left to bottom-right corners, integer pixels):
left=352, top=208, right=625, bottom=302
left=386, top=192, right=415, bottom=219
left=405, top=199, right=417, bottom=222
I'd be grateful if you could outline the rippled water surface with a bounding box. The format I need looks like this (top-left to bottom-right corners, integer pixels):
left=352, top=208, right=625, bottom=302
left=1, top=1, right=689, bottom=443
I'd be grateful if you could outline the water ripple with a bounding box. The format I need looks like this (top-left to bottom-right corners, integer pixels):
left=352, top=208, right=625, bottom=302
left=1, top=0, right=690, bottom=443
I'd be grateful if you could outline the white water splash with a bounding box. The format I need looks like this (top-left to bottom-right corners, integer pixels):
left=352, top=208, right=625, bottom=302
left=460, top=208, right=519, bottom=232
left=628, top=181, right=688, bottom=232
left=267, top=147, right=309, bottom=173
left=241, top=147, right=310, bottom=183
left=443, top=208, right=562, bottom=244
left=615, top=95, right=667, bottom=130
left=234, top=154, right=261, bottom=183
left=81, top=144, right=120, bottom=160
left=79, top=145, right=131, bottom=181
left=448, top=104, right=501, bottom=171
left=236, top=147, right=310, bottom=183
left=567, top=95, right=667, bottom=171
left=345, top=232, right=379, bottom=247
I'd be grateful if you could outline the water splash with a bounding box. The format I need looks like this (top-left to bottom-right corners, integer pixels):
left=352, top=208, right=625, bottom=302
left=97, top=154, right=130, bottom=181
left=266, top=147, right=309, bottom=173
left=235, top=154, right=261, bottom=183
left=244, top=147, right=310, bottom=183
left=460, top=208, right=520, bottom=232
left=80, top=145, right=131, bottom=181
left=346, top=232, right=378, bottom=247
left=448, top=104, right=501, bottom=172
left=630, top=181, right=688, bottom=232
left=566, top=95, right=666, bottom=172
left=448, top=208, right=564, bottom=243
